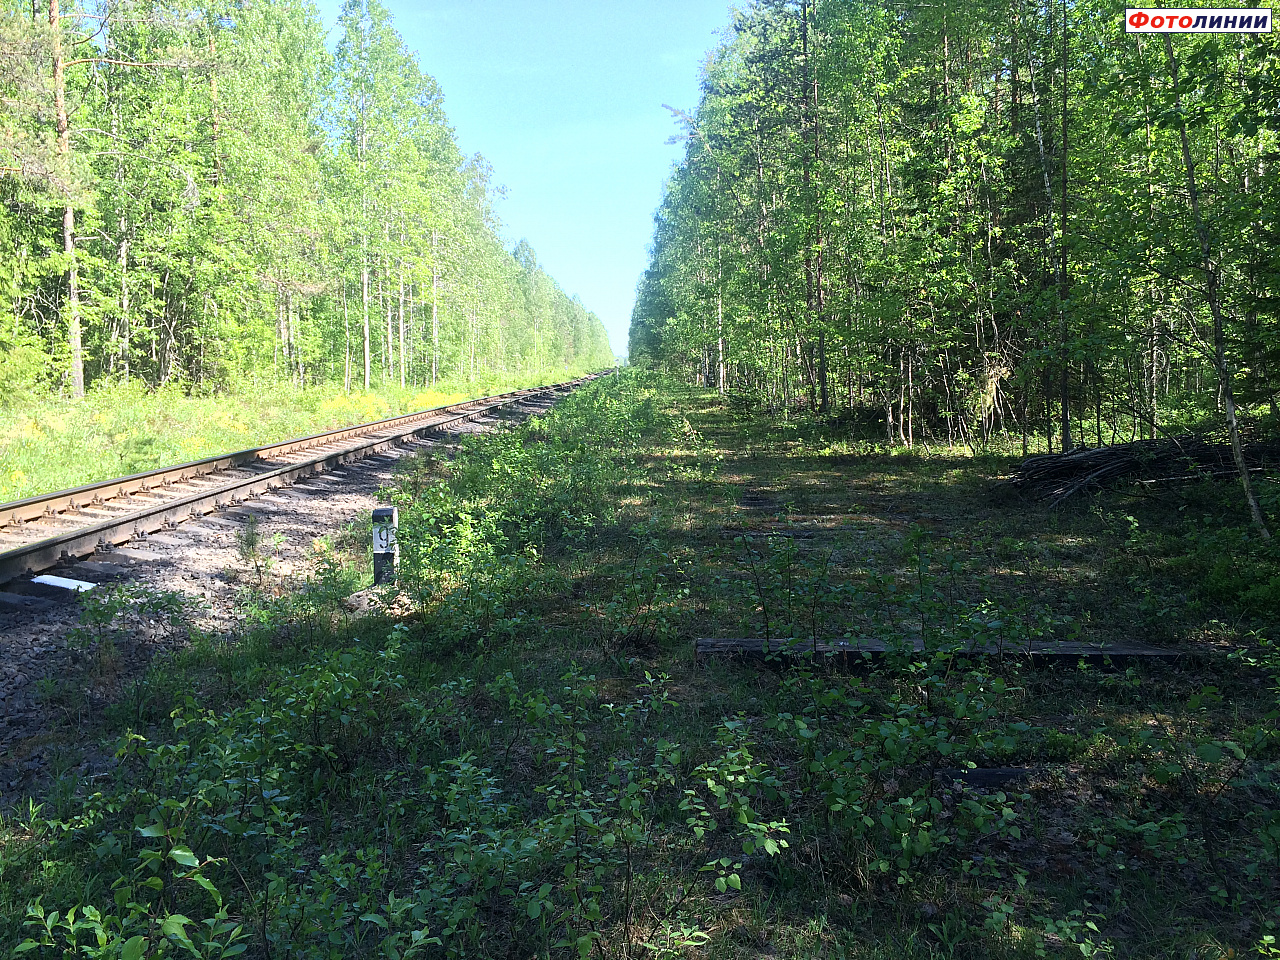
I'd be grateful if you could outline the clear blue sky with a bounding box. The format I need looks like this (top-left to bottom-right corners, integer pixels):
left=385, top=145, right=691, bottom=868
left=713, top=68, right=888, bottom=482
left=312, top=0, right=733, bottom=357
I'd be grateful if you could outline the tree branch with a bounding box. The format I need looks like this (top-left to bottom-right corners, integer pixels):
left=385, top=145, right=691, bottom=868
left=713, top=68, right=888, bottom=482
left=63, top=56, right=187, bottom=69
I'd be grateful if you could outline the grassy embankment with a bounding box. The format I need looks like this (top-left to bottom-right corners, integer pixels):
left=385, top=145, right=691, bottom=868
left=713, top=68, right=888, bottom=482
left=2, top=370, right=1278, bottom=959
left=0, top=370, right=597, bottom=503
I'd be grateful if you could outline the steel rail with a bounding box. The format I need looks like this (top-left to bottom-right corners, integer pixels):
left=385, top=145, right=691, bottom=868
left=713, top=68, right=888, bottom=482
left=0, top=375, right=598, bottom=585
left=1, top=386, right=564, bottom=527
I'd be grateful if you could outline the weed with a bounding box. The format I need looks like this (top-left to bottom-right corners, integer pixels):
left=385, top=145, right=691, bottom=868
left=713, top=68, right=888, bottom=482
left=235, top=513, right=284, bottom=588
left=5, top=372, right=1278, bottom=959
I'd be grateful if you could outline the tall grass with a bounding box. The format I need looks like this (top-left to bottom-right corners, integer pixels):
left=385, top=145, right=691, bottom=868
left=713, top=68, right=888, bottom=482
left=0, top=371, right=584, bottom=502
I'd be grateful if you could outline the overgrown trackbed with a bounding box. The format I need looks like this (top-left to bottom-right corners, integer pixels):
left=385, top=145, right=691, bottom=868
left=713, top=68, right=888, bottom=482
left=574, top=387, right=1277, bottom=957
left=3, top=376, right=1276, bottom=960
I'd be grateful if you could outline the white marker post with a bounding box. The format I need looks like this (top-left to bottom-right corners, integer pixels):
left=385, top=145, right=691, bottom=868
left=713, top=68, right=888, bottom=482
left=372, top=506, right=398, bottom=586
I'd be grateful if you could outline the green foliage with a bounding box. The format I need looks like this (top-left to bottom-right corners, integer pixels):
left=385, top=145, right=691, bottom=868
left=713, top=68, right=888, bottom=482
left=391, top=371, right=679, bottom=643
left=68, top=584, right=200, bottom=664
left=631, top=0, right=1280, bottom=514
left=0, top=376, right=550, bottom=502
left=6, top=374, right=1280, bottom=959
left=0, top=0, right=613, bottom=406
left=1121, top=504, right=1280, bottom=613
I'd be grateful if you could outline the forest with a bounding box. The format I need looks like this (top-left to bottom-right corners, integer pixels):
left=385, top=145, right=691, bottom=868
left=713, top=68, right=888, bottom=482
left=2, top=0, right=1280, bottom=955
left=630, top=0, right=1279, bottom=532
left=0, top=0, right=615, bottom=403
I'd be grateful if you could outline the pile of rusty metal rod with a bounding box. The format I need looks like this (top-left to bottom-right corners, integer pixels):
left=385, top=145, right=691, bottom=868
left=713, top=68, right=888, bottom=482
left=1000, top=431, right=1280, bottom=505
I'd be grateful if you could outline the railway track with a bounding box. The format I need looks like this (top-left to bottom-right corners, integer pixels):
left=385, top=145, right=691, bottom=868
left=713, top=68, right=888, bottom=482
left=0, top=375, right=600, bottom=586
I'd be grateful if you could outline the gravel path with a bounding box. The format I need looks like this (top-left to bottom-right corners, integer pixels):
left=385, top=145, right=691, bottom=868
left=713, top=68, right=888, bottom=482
left=0, top=394, right=560, bottom=802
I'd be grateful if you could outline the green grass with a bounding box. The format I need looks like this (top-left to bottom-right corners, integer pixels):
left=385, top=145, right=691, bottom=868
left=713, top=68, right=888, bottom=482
left=2, top=371, right=1278, bottom=959
left=0, top=369, right=596, bottom=503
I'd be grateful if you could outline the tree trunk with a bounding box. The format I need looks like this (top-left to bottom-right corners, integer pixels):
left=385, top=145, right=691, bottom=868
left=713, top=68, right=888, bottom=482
left=209, top=31, right=221, bottom=187
left=294, top=291, right=304, bottom=386
left=1018, top=5, right=1062, bottom=450
left=431, top=230, right=439, bottom=385
left=406, top=281, right=414, bottom=386
left=1163, top=34, right=1269, bottom=539
left=359, top=84, right=370, bottom=391
left=380, top=257, right=391, bottom=379
left=716, top=278, right=726, bottom=395
left=361, top=241, right=371, bottom=390
left=398, top=262, right=406, bottom=389
left=50, top=0, right=83, bottom=397
left=110, top=56, right=129, bottom=384
left=1058, top=0, right=1072, bottom=451
left=343, top=282, right=351, bottom=392
left=715, top=217, right=726, bottom=394
left=1141, top=75, right=1159, bottom=440
left=118, top=234, right=129, bottom=382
